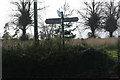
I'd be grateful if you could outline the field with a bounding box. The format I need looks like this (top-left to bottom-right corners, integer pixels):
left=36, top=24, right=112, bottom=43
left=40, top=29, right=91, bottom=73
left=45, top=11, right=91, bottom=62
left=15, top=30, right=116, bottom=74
left=2, top=37, right=119, bottom=47
left=69, top=38, right=118, bottom=46
left=2, top=38, right=120, bottom=78
left=68, top=38, right=119, bottom=59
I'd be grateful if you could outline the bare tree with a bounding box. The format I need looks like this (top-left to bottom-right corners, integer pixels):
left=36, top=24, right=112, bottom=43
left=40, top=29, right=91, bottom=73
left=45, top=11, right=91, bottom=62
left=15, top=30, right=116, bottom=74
left=104, top=0, right=120, bottom=37
left=11, top=0, right=33, bottom=40
left=2, top=23, right=12, bottom=40
left=5, top=0, right=47, bottom=40
left=39, top=24, right=57, bottom=39
left=77, top=0, right=103, bottom=38
left=60, top=0, right=74, bottom=18
left=57, top=1, right=76, bottom=39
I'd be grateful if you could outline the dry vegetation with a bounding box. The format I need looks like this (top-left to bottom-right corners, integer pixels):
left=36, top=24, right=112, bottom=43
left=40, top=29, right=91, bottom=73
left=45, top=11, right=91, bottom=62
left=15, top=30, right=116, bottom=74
left=2, top=38, right=120, bottom=49
left=68, top=38, right=119, bottom=46
left=2, top=40, right=34, bottom=48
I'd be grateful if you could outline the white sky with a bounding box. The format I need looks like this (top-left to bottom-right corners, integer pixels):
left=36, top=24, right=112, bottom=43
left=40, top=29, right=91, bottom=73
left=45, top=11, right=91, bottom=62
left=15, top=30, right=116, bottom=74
left=0, top=0, right=120, bottom=38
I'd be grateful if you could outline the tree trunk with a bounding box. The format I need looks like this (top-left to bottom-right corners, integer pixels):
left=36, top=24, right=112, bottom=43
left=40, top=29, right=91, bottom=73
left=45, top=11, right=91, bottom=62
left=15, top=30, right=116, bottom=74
left=23, top=28, right=26, bottom=36
left=91, top=29, right=95, bottom=38
left=110, top=32, right=113, bottom=37
left=21, top=27, right=27, bottom=40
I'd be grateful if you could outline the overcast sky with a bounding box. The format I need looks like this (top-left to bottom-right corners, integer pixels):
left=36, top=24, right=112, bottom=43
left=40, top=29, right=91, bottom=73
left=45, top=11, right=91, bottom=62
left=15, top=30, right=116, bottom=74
left=0, top=0, right=120, bottom=38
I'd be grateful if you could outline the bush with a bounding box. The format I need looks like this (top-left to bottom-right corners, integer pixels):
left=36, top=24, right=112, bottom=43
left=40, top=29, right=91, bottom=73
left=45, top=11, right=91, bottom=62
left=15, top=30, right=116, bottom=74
left=2, top=40, right=116, bottom=78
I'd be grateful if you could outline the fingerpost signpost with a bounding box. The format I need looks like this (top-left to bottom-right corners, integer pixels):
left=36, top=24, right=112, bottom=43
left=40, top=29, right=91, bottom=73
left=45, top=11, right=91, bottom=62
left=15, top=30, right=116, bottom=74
left=45, top=10, right=79, bottom=50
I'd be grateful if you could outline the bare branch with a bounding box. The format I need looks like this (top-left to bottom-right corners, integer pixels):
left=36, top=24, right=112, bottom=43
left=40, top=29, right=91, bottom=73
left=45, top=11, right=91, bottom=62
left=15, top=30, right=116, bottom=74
left=84, top=2, right=93, bottom=11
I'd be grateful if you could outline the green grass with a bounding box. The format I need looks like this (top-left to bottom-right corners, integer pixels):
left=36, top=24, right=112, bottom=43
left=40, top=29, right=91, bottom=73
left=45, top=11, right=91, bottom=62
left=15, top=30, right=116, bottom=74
left=93, top=44, right=118, bottom=61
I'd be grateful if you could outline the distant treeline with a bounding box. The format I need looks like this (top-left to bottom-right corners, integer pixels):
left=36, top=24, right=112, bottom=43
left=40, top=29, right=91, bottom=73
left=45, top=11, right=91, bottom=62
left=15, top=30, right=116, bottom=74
left=2, top=0, right=120, bottom=40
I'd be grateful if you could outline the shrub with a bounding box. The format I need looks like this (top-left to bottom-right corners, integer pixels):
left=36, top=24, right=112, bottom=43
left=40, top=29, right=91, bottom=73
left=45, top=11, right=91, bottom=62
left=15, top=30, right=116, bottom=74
left=2, top=40, right=116, bottom=78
